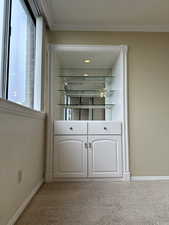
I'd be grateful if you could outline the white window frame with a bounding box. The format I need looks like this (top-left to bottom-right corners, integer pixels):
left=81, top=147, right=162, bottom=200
left=0, top=0, right=45, bottom=113
left=0, top=0, right=11, bottom=98
left=34, top=17, right=45, bottom=111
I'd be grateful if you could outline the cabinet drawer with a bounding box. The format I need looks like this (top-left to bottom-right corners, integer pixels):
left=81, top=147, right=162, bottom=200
left=88, top=121, right=121, bottom=135
left=54, top=121, right=87, bottom=135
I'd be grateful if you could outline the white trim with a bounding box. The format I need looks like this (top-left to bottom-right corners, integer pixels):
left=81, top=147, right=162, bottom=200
left=131, top=176, right=169, bottom=181
left=52, top=173, right=130, bottom=182
left=34, top=17, right=44, bottom=111
left=52, top=177, right=125, bottom=182
left=45, top=46, right=54, bottom=182
left=52, top=44, right=121, bottom=52
left=37, top=0, right=53, bottom=28
left=27, top=0, right=40, bottom=17
left=1, top=0, right=11, bottom=98
left=121, top=46, right=130, bottom=180
left=0, top=98, right=46, bottom=120
left=6, top=179, right=44, bottom=225
left=122, top=172, right=131, bottom=181
left=51, top=24, right=169, bottom=32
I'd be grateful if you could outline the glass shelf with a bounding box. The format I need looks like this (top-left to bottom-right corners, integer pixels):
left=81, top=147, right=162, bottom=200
left=55, top=90, right=119, bottom=98
left=55, top=68, right=117, bottom=78
left=54, top=90, right=120, bottom=105
left=56, top=75, right=116, bottom=78
left=56, top=104, right=115, bottom=109
left=56, top=89, right=119, bottom=92
left=55, top=74, right=119, bottom=95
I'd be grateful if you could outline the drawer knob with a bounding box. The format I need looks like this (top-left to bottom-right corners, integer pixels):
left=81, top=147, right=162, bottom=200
left=104, top=127, right=107, bottom=130
left=69, top=127, right=73, bottom=130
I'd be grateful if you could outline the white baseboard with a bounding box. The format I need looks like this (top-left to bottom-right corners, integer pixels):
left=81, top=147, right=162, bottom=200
left=122, top=172, right=130, bottom=181
left=131, top=176, right=169, bottom=181
left=7, top=179, right=44, bottom=225
left=53, top=177, right=124, bottom=182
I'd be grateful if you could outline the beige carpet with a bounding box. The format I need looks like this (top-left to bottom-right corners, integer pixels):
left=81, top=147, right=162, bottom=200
left=15, top=181, right=169, bottom=225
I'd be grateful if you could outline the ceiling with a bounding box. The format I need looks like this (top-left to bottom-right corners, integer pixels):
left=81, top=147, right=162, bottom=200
left=39, top=0, right=169, bottom=32
left=54, top=45, right=120, bottom=69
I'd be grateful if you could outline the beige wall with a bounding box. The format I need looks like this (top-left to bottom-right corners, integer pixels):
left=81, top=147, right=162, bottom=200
left=47, top=31, right=169, bottom=176
left=0, top=102, right=45, bottom=225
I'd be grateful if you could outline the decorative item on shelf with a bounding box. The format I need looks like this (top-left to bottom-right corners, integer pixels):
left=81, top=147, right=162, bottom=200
left=99, top=88, right=107, bottom=98
left=64, top=82, right=69, bottom=91
left=83, top=74, right=89, bottom=77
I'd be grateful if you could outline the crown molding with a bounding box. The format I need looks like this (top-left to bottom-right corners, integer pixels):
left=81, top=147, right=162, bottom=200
left=35, top=1, right=169, bottom=32
left=50, top=24, right=169, bottom=32
left=50, top=44, right=122, bottom=52
left=36, top=0, right=53, bottom=28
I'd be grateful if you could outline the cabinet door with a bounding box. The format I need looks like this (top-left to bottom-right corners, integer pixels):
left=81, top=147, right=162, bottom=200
left=53, top=136, right=87, bottom=177
left=88, top=135, right=122, bottom=177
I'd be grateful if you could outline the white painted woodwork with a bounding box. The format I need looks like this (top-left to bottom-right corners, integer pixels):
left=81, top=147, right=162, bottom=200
left=53, top=122, right=123, bottom=178
left=53, top=135, right=87, bottom=177
left=88, top=121, right=121, bottom=135
left=34, top=17, right=44, bottom=111
left=46, top=45, right=129, bottom=181
left=88, top=135, right=122, bottom=177
left=54, top=121, right=87, bottom=135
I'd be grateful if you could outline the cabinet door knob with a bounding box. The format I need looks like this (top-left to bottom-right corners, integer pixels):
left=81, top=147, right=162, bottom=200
left=69, top=127, right=73, bottom=130
left=85, top=143, right=88, bottom=149
left=104, top=127, right=107, bottom=130
left=89, top=143, right=92, bottom=148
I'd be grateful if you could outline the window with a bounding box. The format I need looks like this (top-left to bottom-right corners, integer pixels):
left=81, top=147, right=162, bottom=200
left=7, top=0, right=36, bottom=108
left=0, top=0, right=44, bottom=111
left=0, top=0, right=5, bottom=96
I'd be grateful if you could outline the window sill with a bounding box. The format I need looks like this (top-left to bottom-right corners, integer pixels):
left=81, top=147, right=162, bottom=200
left=0, top=98, right=46, bottom=120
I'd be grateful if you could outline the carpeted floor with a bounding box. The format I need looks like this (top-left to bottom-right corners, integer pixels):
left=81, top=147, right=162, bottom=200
left=15, top=181, right=169, bottom=225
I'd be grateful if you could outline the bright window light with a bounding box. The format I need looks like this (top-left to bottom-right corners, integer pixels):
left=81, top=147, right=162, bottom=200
left=0, top=0, right=5, bottom=96
left=8, top=0, right=36, bottom=108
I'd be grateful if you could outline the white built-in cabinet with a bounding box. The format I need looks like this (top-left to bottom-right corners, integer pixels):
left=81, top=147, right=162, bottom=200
left=88, top=135, right=122, bottom=177
left=53, top=121, right=122, bottom=178
left=46, top=45, right=130, bottom=182
left=54, top=135, right=87, bottom=177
